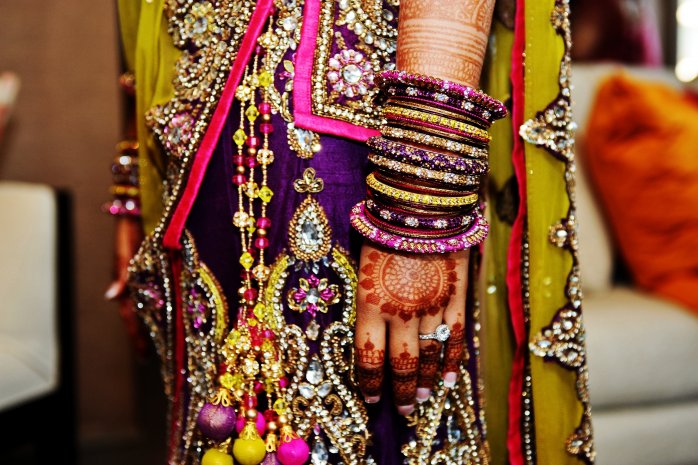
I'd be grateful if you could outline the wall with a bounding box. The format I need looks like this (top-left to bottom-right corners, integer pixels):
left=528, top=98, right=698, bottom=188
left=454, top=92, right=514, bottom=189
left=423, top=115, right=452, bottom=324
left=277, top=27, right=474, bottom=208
left=0, top=0, right=151, bottom=455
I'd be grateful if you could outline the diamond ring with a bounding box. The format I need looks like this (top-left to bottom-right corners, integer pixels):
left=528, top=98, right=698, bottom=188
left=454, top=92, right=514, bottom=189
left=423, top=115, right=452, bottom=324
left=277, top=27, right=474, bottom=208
left=418, top=324, right=451, bottom=342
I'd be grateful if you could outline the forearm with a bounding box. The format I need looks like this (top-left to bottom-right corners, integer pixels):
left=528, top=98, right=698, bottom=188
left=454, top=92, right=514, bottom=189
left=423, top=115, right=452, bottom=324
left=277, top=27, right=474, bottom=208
left=396, top=0, right=495, bottom=87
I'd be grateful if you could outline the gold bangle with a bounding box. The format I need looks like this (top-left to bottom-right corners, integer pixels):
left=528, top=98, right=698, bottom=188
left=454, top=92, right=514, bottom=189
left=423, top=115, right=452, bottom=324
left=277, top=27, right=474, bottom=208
left=384, top=105, right=491, bottom=142
left=115, top=139, right=139, bottom=153
left=366, top=173, right=478, bottom=208
left=368, top=153, right=480, bottom=187
left=386, top=98, right=487, bottom=129
left=110, top=185, right=140, bottom=197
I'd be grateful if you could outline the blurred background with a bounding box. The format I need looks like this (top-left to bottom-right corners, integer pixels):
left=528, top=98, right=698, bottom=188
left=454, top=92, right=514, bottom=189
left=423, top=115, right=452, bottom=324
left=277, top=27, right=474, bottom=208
left=0, top=1, right=696, bottom=465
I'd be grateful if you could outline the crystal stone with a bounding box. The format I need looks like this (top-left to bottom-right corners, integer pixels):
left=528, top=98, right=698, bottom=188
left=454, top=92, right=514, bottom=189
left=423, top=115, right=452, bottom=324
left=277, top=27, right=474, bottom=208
left=306, top=319, right=320, bottom=340
left=342, top=64, right=362, bottom=84
left=311, top=438, right=329, bottom=465
left=306, top=357, right=324, bottom=384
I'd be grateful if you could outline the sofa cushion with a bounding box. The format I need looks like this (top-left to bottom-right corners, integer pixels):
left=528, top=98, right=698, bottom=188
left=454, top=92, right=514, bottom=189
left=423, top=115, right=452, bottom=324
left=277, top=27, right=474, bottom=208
left=592, top=399, right=698, bottom=465
left=583, top=287, right=698, bottom=409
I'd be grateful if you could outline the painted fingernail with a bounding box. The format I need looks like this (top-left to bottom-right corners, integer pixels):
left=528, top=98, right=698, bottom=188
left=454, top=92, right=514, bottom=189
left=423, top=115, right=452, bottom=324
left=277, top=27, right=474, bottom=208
left=397, top=404, right=415, bottom=416
left=104, top=282, right=121, bottom=300
left=443, top=372, right=458, bottom=388
left=416, top=388, right=431, bottom=403
left=364, top=395, right=381, bottom=404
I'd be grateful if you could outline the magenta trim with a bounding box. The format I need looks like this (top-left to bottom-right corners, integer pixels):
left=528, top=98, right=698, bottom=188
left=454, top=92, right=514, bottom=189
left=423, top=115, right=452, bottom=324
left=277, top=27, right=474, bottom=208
left=163, top=0, right=274, bottom=249
left=293, top=0, right=380, bottom=142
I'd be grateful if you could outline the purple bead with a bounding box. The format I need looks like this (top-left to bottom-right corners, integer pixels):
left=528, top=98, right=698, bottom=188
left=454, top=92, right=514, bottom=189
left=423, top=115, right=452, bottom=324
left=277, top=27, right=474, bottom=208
left=196, top=402, right=237, bottom=441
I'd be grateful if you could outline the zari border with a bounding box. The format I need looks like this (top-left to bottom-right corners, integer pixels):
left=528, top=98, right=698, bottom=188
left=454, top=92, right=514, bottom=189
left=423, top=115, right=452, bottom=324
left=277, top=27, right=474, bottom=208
left=162, top=0, right=274, bottom=249
left=293, top=0, right=382, bottom=141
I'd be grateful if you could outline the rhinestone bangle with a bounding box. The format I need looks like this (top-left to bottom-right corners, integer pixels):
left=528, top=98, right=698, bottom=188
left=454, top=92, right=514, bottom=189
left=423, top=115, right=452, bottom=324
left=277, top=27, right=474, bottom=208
left=382, top=126, right=488, bottom=159
left=366, top=173, right=478, bottom=208
left=369, top=153, right=481, bottom=187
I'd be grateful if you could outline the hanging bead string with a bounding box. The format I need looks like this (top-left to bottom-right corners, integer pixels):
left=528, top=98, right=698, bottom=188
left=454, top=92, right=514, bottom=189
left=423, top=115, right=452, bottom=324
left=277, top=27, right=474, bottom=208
left=196, top=14, right=309, bottom=465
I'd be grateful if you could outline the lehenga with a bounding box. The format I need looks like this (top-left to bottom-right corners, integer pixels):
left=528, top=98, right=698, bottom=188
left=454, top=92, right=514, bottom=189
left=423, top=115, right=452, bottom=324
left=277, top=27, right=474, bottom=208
left=115, top=0, right=595, bottom=464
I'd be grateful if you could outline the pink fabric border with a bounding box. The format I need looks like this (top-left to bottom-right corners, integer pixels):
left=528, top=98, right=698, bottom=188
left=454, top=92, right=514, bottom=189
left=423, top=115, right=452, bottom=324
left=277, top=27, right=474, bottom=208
left=163, top=0, right=274, bottom=249
left=293, top=0, right=380, bottom=142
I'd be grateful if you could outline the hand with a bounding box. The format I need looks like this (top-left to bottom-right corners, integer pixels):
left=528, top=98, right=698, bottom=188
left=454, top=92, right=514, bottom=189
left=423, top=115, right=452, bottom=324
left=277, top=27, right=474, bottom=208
left=354, top=242, right=469, bottom=415
left=105, top=215, right=148, bottom=359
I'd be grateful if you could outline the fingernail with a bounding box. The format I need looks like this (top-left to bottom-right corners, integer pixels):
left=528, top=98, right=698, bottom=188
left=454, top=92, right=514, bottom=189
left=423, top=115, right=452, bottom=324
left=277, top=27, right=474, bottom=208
left=104, top=283, right=120, bottom=300
left=397, top=404, right=415, bottom=416
left=416, top=388, right=431, bottom=403
left=364, top=395, right=381, bottom=404
left=443, top=372, right=457, bottom=388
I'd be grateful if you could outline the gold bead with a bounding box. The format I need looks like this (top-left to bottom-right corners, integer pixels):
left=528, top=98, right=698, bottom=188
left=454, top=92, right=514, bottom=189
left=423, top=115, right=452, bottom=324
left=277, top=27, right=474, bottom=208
left=257, top=228, right=267, bottom=237
left=246, top=408, right=258, bottom=420
left=247, top=147, right=257, bottom=156
left=236, top=165, right=246, bottom=174
left=278, top=414, right=288, bottom=425
left=261, top=114, right=271, bottom=122
left=267, top=421, right=277, bottom=432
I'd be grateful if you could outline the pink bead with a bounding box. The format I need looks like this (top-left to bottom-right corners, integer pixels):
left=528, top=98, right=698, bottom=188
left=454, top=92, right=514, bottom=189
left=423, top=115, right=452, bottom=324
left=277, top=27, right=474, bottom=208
left=262, top=329, right=274, bottom=340
left=258, top=102, right=271, bottom=114
left=233, top=155, right=245, bottom=166
left=278, top=377, right=289, bottom=389
left=260, top=123, right=274, bottom=134
left=235, top=411, right=266, bottom=436
left=277, top=437, right=310, bottom=465
left=254, top=237, right=269, bottom=249
left=253, top=381, right=264, bottom=394
left=246, top=136, right=260, bottom=148
left=243, top=393, right=258, bottom=409
left=233, top=174, right=247, bottom=186
left=246, top=157, right=257, bottom=168
left=243, top=288, right=258, bottom=302
left=257, top=217, right=271, bottom=229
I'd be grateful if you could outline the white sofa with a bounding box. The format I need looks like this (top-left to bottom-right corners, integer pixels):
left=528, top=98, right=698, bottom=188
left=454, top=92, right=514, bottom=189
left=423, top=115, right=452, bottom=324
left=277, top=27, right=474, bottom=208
left=0, top=181, right=76, bottom=463
left=572, top=63, right=698, bottom=465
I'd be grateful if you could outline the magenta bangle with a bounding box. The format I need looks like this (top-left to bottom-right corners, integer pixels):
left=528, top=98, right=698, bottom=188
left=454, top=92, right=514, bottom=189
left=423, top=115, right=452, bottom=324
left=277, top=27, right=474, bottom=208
left=367, top=137, right=488, bottom=174
left=351, top=202, right=489, bottom=253
left=102, top=198, right=141, bottom=217
left=377, top=70, right=508, bottom=120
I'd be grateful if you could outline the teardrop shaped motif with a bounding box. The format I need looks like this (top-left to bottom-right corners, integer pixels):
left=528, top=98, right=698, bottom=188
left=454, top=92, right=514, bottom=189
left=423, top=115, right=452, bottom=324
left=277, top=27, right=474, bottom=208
left=289, top=197, right=332, bottom=262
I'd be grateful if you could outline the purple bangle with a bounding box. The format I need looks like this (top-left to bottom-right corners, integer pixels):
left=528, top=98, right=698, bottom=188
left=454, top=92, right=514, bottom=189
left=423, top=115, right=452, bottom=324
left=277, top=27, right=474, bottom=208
left=385, top=114, right=491, bottom=146
left=365, top=199, right=475, bottom=231
left=367, top=137, right=488, bottom=174
left=377, top=70, right=508, bottom=119
left=385, top=92, right=492, bottom=126
left=350, top=202, right=489, bottom=254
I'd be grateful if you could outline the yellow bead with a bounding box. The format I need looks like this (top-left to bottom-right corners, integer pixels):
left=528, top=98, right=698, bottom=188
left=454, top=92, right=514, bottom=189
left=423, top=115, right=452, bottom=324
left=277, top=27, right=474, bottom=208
left=273, top=398, right=287, bottom=414
left=258, top=70, right=272, bottom=87
left=201, top=448, right=234, bottom=465
left=258, top=186, right=273, bottom=203
left=233, top=436, right=267, bottom=465
left=245, top=105, right=259, bottom=122
left=240, top=252, right=254, bottom=270
left=219, top=373, right=235, bottom=389
left=233, top=128, right=247, bottom=147
left=253, top=303, right=266, bottom=320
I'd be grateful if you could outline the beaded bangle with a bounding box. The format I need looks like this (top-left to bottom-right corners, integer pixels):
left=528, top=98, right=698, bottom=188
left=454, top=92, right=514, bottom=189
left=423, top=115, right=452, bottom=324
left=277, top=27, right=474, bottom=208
left=351, top=202, right=489, bottom=254
left=387, top=119, right=490, bottom=150
left=369, top=153, right=480, bottom=187
left=365, top=199, right=474, bottom=230
left=384, top=105, right=491, bottom=142
left=104, top=139, right=141, bottom=218
left=367, top=137, right=488, bottom=174
left=377, top=70, right=508, bottom=119
left=364, top=209, right=468, bottom=239
left=381, top=126, right=488, bottom=159
left=385, top=86, right=496, bottom=123
left=101, top=197, right=141, bottom=217
left=366, top=173, right=477, bottom=208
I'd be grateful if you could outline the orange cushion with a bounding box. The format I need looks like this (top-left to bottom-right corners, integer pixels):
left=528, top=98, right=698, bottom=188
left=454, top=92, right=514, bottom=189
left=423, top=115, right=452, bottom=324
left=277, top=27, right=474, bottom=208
left=583, top=72, right=698, bottom=315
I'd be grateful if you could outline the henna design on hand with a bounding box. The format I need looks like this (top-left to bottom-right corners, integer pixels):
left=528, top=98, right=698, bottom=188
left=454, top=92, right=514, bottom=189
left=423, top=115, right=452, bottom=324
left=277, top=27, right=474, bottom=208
left=443, top=322, right=466, bottom=374
left=390, top=344, right=419, bottom=406
left=417, top=341, right=442, bottom=389
left=357, top=336, right=385, bottom=397
left=359, top=250, right=458, bottom=323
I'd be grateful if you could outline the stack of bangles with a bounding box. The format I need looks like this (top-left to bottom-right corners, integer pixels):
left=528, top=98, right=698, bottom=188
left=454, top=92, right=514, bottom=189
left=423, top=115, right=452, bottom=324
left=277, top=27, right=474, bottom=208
left=350, top=70, right=507, bottom=253
left=102, top=139, right=141, bottom=217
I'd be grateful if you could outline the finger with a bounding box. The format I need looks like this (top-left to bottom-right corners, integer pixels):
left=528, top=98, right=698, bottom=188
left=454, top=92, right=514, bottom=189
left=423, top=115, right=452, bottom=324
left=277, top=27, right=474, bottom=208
left=105, top=279, right=126, bottom=301
left=441, top=251, right=469, bottom=388
left=416, top=310, right=445, bottom=403
left=389, top=318, right=419, bottom=415
left=356, top=254, right=388, bottom=403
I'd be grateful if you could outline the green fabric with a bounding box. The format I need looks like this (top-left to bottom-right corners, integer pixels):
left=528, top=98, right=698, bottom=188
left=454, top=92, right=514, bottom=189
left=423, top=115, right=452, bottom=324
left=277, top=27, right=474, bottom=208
left=481, top=19, right=516, bottom=465
left=119, top=0, right=180, bottom=234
